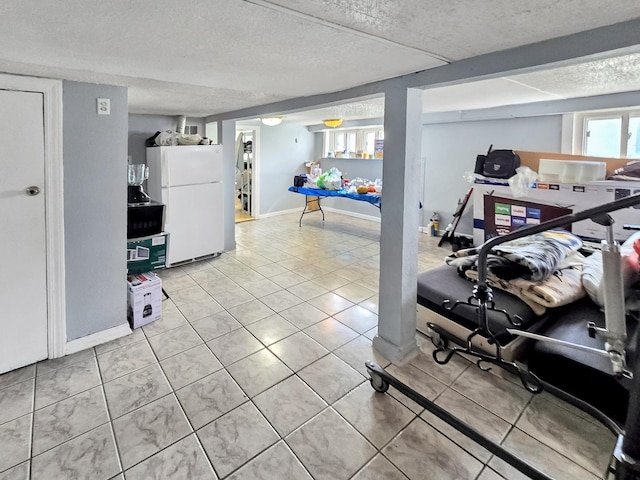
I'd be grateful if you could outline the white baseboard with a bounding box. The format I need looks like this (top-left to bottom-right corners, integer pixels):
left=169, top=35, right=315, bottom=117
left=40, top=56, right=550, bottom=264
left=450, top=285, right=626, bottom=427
left=65, top=323, right=132, bottom=355
left=256, top=207, right=301, bottom=219
left=322, top=206, right=380, bottom=223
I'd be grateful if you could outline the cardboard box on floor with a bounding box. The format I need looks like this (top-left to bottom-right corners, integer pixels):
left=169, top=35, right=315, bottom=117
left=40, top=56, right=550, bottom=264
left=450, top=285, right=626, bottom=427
left=127, top=272, right=162, bottom=329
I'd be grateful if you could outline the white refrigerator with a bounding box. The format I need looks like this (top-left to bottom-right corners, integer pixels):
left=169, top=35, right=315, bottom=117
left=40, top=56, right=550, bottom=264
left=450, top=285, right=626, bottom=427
left=146, top=145, right=224, bottom=266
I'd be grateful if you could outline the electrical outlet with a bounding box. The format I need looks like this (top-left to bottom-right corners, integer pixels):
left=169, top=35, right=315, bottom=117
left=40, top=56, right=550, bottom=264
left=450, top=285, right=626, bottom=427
left=97, top=98, right=110, bottom=115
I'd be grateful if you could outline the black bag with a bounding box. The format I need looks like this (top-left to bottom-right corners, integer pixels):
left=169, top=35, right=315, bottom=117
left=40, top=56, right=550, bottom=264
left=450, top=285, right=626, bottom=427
left=293, top=174, right=307, bottom=187
left=481, top=149, right=520, bottom=178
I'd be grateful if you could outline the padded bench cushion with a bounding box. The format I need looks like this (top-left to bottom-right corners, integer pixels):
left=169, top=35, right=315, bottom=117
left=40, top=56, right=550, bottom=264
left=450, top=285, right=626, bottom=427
left=528, top=297, right=637, bottom=422
left=417, top=265, right=541, bottom=344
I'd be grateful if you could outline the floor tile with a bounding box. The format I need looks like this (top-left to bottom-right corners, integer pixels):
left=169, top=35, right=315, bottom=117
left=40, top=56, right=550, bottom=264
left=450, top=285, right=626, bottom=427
left=358, top=295, right=379, bottom=315
left=113, top=394, right=191, bottom=469
left=0, top=414, right=31, bottom=472
left=169, top=285, right=213, bottom=306
left=383, top=417, right=483, bottom=480
left=211, top=288, right=255, bottom=310
left=245, top=314, right=298, bottom=346
left=420, top=387, right=509, bottom=462
left=177, top=297, right=225, bottom=322
left=254, top=376, right=327, bottom=436
left=385, top=364, right=447, bottom=413
left=124, top=434, right=216, bottom=480
left=142, top=308, right=187, bottom=337
left=333, top=305, right=378, bottom=334
left=286, top=281, right=330, bottom=301
left=94, top=328, right=144, bottom=355
left=176, top=369, right=247, bottom=429
left=303, top=318, right=359, bottom=351
left=270, top=271, right=307, bottom=289
left=490, top=428, right=600, bottom=480
left=35, top=358, right=100, bottom=410
left=241, top=278, right=283, bottom=297
left=0, top=462, right=29, bottom=480
left=147, top=324, right=203, bottom=360
left=160, top=344, right=222, bottom=390
left=352, top=454, right=408, bottom=480
left=226, top=299, right=275, bottom=326
left=190, top=311, right=243, bottom=341
left=33, top=386, right=108, bottom=455
left=308, top=292, right=354, bottom=316
left=310, top=273, right=352, bottom=291
left=476, top=467, right=506, bottom=480
left=450, top=366, right=532, bottom=424
left=36, top=348, right=95, bottom=377
left=259, top=290, right=304, bottom=312
left=334, top=335, right=391, bottom=376
left=227, top=349, right=293, bottom=398
left=298, top=354, right=365, bottom=404
left=161, top=274, right=198, bottom=293
left=31, top=423, right=120, bottom=480
left=334, top=383, right=415, bottom=448
left=253, top=263, right=290, bottom=278
left=200, top=278, right=241, bottom=297
left=103, top=363, right=172, bottom=419
left=97, top=340, right=156, bottom=382
left=409, top=335, right=470, bottom=385
left=0, top=379, right=34, bottom=425
left=515, top=394, right=616, bottom=476
left=286, top=408, right=376, bottom=480
left=189, top=268, right=227, bottom=286
left=363, top=326, right=377, bottom=340
left=268, top=331, right=329, bottom=372
left=226, top=441, right=312, bottom=480
left=206, top=329, right=264, bottom=366
left=0, top=365, right=35, bottom=391
left=278, top=302, right=329, bottom=329
left=198, top=402, right=279, bottom=478
left=333, top=283, right=376, bottom=304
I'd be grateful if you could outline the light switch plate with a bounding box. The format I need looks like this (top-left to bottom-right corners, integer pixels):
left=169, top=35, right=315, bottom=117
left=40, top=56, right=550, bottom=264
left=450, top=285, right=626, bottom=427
left=97, top=98, right=110, bottom=115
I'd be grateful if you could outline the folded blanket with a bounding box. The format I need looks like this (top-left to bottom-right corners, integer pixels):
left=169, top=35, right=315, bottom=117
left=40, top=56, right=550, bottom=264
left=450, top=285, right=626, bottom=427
left=462, top=252, right=586, bottom=316
left=447, top=229, right=582, bottom=282
left=446, top=230, right=585, bottom=315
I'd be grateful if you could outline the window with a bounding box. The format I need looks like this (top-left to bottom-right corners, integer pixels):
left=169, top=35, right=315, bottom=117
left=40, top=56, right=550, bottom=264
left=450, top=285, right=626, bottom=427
left=323, top=127, right=384, bottom=158
left=576, top=109, right=640, bottom=158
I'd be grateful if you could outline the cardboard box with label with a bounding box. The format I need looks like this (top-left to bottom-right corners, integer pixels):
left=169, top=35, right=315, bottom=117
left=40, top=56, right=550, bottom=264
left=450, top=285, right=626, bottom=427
left=127, top=233, right=168, bottom=275
left=472, top=179, right=640, bottom=245
left=127, top=272, right=162, bottom=328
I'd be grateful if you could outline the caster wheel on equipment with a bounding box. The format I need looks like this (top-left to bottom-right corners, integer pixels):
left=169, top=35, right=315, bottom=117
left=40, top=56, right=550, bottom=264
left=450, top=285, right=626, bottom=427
left=369, top=374, right=389, bottom=393
left=429, top=329, right=448, bottom=349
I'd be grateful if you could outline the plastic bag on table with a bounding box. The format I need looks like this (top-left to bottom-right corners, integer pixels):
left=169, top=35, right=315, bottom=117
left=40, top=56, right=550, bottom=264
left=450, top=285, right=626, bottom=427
left=317, top=167, right=342, bottom=190
left=508, top=166, right=538, bottom=198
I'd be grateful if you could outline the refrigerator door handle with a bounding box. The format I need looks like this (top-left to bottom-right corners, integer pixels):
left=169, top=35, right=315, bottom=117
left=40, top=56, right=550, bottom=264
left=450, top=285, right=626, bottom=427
left=161, top=156, right=171, bottom=188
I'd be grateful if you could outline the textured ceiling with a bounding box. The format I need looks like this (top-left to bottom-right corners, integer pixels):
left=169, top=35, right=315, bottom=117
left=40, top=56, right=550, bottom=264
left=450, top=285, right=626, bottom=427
left=0, top=0, right=638, bottom=117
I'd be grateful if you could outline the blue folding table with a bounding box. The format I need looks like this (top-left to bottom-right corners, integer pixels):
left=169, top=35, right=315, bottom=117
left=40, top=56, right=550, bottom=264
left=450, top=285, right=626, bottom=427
left=288, top=186, right=381, bottom=226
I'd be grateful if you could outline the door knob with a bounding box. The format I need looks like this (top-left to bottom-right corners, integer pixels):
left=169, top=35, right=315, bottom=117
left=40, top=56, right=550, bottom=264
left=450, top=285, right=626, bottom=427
left=26, top=186, right=40, bottom=196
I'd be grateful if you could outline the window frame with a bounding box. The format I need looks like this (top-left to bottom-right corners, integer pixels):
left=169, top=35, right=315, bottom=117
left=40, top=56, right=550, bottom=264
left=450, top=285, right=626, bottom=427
left=323, top=126, right=384, bottom=158
left=574, top=108, right=640, bottom=158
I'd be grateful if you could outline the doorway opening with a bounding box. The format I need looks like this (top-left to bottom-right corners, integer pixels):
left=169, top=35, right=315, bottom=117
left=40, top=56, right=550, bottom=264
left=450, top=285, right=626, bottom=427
left=235, top=127, right=258, bottom=223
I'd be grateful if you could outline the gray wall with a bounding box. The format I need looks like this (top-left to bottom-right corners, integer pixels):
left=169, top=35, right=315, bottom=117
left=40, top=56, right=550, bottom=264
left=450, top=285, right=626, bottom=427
left=128, top=114, right=206, bottom=165
left=422, top=115, right=563, bottom=235
left=63, top=81, right=129, bottom=340
left=317, top=157, right=383, bottom=219
left=259, top=122, right=316, bottom=214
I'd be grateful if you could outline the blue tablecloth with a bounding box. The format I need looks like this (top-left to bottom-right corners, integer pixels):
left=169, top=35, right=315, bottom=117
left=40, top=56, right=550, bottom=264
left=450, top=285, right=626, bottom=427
left=288, top=186, right=381, bottom=206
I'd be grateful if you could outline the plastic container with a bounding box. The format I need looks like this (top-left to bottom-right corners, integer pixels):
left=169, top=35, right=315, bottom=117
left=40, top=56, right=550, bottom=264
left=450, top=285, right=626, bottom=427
left=538, top=159, right=607, bottom=183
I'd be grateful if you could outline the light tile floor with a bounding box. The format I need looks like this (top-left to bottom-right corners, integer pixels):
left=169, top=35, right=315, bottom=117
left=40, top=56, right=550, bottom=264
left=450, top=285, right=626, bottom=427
left=0, top=212, right=617, bottom=479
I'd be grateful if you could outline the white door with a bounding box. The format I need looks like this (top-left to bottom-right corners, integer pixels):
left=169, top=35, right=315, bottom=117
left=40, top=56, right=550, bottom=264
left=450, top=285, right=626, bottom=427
left=0, top=89, right=48, bottom=373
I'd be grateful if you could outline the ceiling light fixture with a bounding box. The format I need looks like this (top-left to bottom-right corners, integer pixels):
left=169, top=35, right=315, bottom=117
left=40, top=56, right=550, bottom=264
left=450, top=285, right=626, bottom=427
left=323, top=118, right=343, bottom=128
left=260, top=116, right=284, bottom=126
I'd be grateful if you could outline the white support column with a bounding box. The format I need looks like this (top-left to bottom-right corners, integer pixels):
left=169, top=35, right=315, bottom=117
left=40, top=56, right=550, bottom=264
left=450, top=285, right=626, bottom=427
left=373, top=86, right=423, bottom=364
left=222, top=119, right=237, bottom=251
